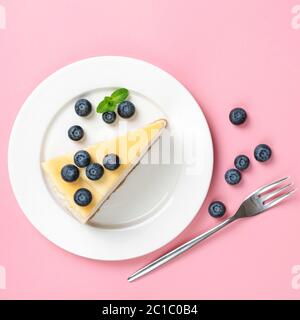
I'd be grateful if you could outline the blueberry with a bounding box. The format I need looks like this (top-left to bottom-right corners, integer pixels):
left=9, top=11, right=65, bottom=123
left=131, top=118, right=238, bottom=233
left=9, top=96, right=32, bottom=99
left=234, top=155, right=250, bottom=171
left=103, top=154, right=120, bottom=170
left=74, top=99, right=92, bottom=117
left=208, top=201, right=226, bottom=218
left=254, top=144, right=272, bottom=162
left=225, top=168, right=241, bottom=185
left=86, top=163, right=104, bottom=180
left=229, top=108, right=247, bottom=125
left=117, top=101, right=135, bottom=118
left=68, top=125, right=84, bottom=141
left=74, top=150, right=91, bottom=168
left=74, top=188, right=92, bottom=206
left=102, top=111, right=116, bottom=124
left=61, top=164, right=79, bottom=182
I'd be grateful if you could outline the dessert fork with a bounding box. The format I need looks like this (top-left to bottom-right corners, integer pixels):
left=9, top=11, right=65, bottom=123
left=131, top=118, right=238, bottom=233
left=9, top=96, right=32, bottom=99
left=128, top=177, right=295, bottom=282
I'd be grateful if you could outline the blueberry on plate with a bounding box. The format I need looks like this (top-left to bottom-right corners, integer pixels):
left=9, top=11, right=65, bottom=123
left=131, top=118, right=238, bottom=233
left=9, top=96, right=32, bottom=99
left=68, top=125, right=84, bottom=141
left=208, top=201, right=226, bottom=218
left=102, top=111, right=116, bottom=124
left=234, top=155, right=250, bottom=171
left=74, top=99, right=92, bottom=117
left=225, top=168, right=241, bottom=185
left=74, top=150, right=91, bottom=168
left=103, top=154, right=120, bottom=170
left=254, top=144, right=272, bottom=162
left=229, top=108, right=247, bottom=125
left=74, top=188, right=92, bottom=206
left=86, top=163, right=104, bottom=180
left=117, top=101, right=135, bottom=118
left=61, top=164, right=79, bottom=182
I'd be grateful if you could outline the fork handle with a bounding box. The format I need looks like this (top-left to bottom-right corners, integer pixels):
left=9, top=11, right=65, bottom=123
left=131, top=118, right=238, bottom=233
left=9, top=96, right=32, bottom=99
left=128, top=216, right=236, bottom=282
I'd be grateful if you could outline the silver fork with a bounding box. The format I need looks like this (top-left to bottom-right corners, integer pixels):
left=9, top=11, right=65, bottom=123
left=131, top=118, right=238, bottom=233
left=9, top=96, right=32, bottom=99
left=128, top=177, right=295, bottom=282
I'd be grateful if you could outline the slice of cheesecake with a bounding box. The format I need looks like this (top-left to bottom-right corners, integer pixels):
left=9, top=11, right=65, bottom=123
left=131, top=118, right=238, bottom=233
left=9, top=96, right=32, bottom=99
left=42, top=119, right=167, bottom=223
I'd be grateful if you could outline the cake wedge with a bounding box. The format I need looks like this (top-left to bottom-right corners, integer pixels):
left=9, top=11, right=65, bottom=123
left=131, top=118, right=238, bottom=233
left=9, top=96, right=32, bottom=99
left=42, top=119, right=167, bottom=223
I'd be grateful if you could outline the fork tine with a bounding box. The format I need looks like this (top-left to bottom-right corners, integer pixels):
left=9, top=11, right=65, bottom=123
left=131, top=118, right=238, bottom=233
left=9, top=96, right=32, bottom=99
left=263, top=189, right=296, bottom=210
left=261, top=183, right=293, bottom=202
left=249, top=177, right=289, bottom=198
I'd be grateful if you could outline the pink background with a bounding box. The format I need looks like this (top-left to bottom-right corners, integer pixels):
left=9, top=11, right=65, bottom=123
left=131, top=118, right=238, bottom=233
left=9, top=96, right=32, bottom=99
left=1, top=0, right=300, bottom=299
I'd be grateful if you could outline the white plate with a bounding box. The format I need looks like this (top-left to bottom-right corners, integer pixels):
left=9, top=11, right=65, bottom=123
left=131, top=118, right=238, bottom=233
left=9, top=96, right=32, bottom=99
left=8, top=56, right=213, bottom=260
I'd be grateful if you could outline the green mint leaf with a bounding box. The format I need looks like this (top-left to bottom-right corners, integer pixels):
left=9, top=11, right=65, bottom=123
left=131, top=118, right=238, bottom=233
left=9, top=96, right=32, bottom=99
left=110, top=88, right=129, bottom=103
left=96, top=88, right=129, bottom=113
left=106, top=100, right=117, bottom=112
left=97, top=96, right=113, bottom=113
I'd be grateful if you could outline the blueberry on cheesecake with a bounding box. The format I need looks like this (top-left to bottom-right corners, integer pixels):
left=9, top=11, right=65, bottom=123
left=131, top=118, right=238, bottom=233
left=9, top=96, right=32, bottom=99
left=61, top=164, right=79, bottom=182
left=74, top=188, right=92, bottom=206
left=74, top=150, right=91, bottom=168
left=103, top=154, right=120, bottom=170
left=86, top=163, right=104, bottom=180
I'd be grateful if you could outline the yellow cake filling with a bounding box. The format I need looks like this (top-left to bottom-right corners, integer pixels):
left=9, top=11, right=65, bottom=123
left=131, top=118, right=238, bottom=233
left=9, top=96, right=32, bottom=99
left=42, top=119, right=167, bottom=223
